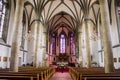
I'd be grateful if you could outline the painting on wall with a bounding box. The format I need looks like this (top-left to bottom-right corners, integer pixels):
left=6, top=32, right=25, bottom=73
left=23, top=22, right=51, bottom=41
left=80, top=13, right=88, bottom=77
left=3, top=57, right=7, bottom=62
left=119, top=57, right=120, bottom=62
left=114, top=58, right=117, bottom=62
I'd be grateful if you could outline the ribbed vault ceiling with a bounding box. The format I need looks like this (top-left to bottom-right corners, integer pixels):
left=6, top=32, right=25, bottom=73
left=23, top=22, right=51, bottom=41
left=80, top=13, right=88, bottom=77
left=23, top=0, right=112, bottom=34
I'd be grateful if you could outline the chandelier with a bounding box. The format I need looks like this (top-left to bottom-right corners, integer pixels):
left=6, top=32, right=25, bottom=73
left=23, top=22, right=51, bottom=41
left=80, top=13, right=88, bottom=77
left=24, top=30, right=34, bottom=41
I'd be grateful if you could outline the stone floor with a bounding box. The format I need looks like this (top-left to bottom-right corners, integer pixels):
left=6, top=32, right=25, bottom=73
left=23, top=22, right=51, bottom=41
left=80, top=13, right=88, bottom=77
left=49, top=72, right=73, bottom=80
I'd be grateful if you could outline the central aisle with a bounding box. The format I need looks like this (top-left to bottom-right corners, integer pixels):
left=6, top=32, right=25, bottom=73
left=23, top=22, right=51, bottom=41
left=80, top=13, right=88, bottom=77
left=49, top=72, right=73, bottom=80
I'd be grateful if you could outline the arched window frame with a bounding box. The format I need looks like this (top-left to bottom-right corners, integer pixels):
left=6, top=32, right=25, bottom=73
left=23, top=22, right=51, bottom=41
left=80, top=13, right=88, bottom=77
left=70, top=33, right=74, bottom=54
left=60, top=33, right=66, bottom=54
left=52, top=33, right=56, bottom=54
left=115, top=0, right=120, bottom=43
left=0, top=0, right=9, bottom=43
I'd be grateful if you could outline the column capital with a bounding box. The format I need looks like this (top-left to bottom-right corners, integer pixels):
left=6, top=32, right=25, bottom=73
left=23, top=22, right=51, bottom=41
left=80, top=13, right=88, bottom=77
left=43, top=32, right=47, bottom=35
left=78, top=32, right=82, bottom=35
left=84, top=17, right=90, bottom=21
left=78, top=31, right=82, bottom=33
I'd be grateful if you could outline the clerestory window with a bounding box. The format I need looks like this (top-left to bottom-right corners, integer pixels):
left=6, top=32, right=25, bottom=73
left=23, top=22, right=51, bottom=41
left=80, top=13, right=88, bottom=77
left=70, top=33, right=74, bottom=54
left=52, top=33, right=56, bottom=54
left=0, top=0, right=9, bottom=42
left=0, top=0, right=6, bottom=38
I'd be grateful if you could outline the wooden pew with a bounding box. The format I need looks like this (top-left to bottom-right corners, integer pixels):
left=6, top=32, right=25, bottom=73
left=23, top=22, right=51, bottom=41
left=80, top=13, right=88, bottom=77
left=0, top=72, right=39, bottom=80
left=80, top=73, right=120, bottom=80
left=69, top=67, right=120, bottom=80
left=0, top=75, right=34, bottom=80
left=0, top=67, right=55, bottom=80
left=19, top=67, right=55, bottom=80
left=19, top=67, right=53, bottom=80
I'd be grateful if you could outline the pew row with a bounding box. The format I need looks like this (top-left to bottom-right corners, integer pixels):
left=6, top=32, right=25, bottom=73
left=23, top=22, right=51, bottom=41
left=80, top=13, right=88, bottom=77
left=80, top=73, right=120, bottom=80
left=0, top=67, right=55, bottom=80
left=0, top=75, right=35, bottom=80
left=69, top=67, right=120, bottom=80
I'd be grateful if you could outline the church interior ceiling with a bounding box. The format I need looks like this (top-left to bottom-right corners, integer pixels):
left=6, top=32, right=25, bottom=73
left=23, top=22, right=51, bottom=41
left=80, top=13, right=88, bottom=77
left=16, top=0, right=112, bottom=35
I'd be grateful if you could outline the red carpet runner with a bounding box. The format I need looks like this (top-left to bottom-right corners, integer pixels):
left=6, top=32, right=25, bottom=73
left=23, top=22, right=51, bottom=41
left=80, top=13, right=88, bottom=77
left=49, top=72, right=72, bottom=80
left=55, top=68, right=69, bottom=72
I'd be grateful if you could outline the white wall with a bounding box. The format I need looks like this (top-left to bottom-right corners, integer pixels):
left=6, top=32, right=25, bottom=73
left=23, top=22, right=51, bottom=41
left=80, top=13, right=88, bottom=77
left=0, top=45, right=9, bottom=68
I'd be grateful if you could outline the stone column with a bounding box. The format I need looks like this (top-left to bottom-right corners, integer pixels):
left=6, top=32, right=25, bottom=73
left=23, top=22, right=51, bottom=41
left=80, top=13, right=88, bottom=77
left=78, top=32, right=83, bottom=67
left=10, top=0, right=24, bottom=72
left=33, top=21, right=40, bottom=68
left=46, top=32, right=49, bottom=67
left=42, top=31, right=47, bottom=67
left=56, top=36, right=59, bottom=56
left=47, top=34, right=50, bottom=64
left=49, top=37, right=52, bottom=62
left=55, top=36, right=57, bottom=63
left=84, top=19, right=91, bottom=68
left=66, top=37, right=70, bottom=56
left=75, top=37, right=79, bottom=62
left=99, top=0, right=114, bottom=73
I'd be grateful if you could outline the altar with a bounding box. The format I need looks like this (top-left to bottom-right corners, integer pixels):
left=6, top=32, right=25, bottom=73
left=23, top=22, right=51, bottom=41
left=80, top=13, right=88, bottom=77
left=57, top=62, right=68, bottom=68
left=56, top=62, right=69, bottom=72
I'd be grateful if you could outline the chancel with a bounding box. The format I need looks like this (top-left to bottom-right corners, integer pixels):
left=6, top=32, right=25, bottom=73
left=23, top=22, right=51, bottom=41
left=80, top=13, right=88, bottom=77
left=0, top=0, right=120, bottom=80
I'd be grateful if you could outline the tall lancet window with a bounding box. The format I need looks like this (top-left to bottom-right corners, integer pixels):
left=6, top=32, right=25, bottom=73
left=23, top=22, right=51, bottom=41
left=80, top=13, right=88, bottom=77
left=0, top=0, right=9, bottom=42
left=52, top=33, right=56, bottom=54
left=0, top=0, right=6, bottom=38
left=70, top=34, right=74, bottom=54
left=116, top=0, right=120, bottom=42
left=60, top=34, right=66, bottom=53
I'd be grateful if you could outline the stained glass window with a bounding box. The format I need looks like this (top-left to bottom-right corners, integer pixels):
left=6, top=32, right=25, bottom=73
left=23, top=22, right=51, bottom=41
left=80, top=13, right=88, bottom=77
left=60, top=34, right=65, bottom=53
left=70, top=34, right=74, bottom=54
left=0, top=0, right=6, bottom=38
left=52, top=33, right=56, bottom=54
left=116, top=0, right=120, bottom=42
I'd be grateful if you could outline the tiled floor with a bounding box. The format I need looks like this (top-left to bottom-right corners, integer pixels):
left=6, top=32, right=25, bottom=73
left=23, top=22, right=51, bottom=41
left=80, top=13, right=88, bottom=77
left=49, top=72, right=73, bottom=80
